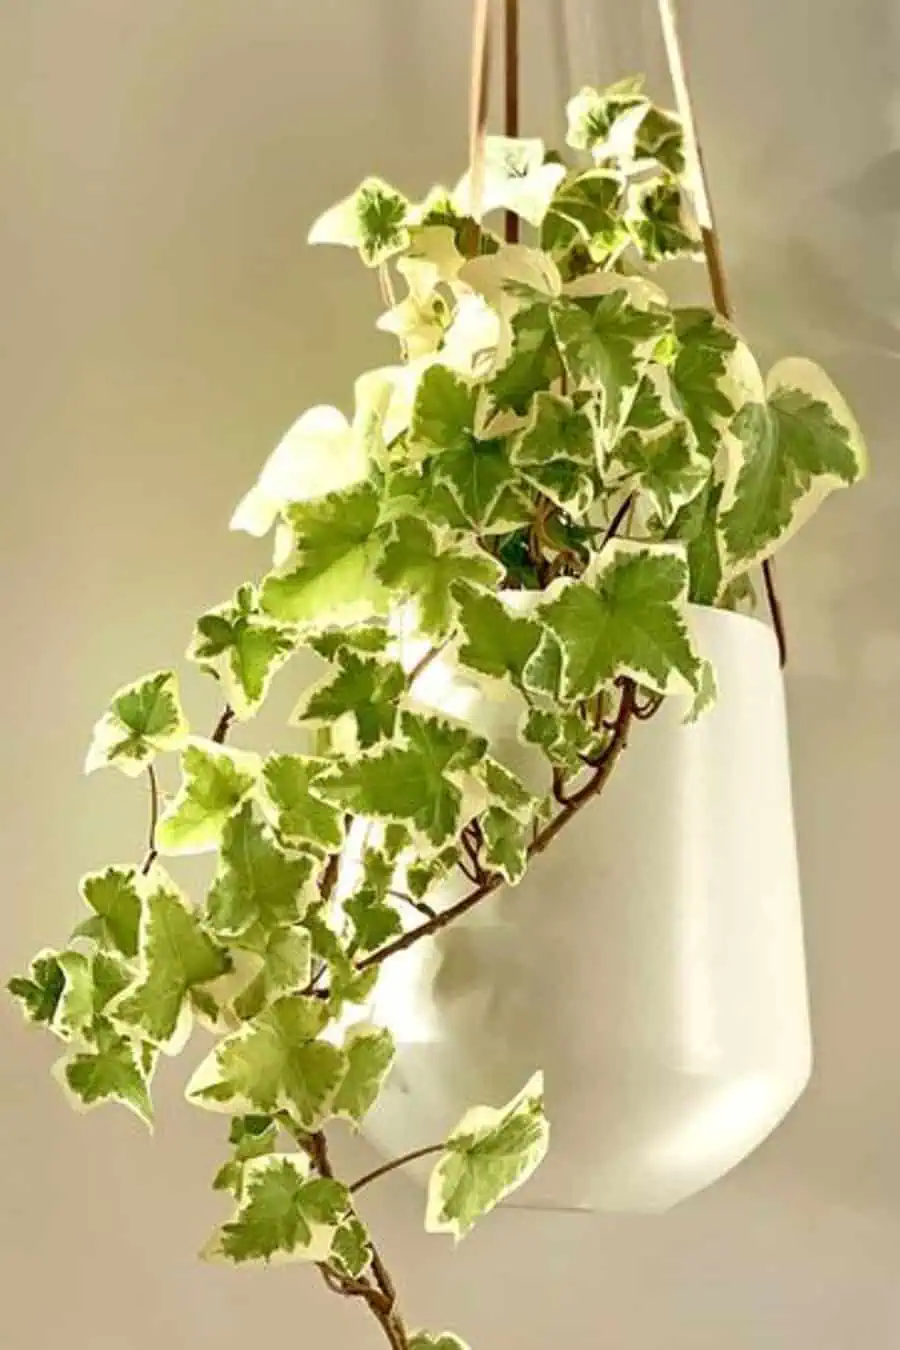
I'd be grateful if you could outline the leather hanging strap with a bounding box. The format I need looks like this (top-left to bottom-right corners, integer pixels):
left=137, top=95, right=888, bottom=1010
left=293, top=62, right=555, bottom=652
left=656, top=0, right=787, bottom=666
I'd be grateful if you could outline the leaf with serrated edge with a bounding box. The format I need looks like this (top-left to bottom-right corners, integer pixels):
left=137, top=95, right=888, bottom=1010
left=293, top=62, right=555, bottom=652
left=293, top=650, right=406, bottom=749
left=720, top=358, right=867, bottom=574
left=452, top=584, right=542, bottom=687
left=188, top=586, right=297, bottom=720
left=213, top=1115, right=279, bottom=1196
left=54, top=1022, right=154, bottom=1127
left=206, top=803, right=318, bottom=939
left=426, top=1071, right=549, bottom=1239
left=454, top=136, right=566, bottom=227
left=187, top=996, right=346, bottom=1129
left=206, top=1154, right=351, bottom=1265
left=613, top=369, right=709, bottom=525
left=109, top=870, right=228, bottom=1048
left=85, top=671, right=188, bottom=776
left=262, top=754, right=346, bottom=852
left=333, top=1023, right=395, bottom=1125
left=481, top=807, right=530, bottom=884
left=79, top=866, right=142, bottom=957
left=408, top=365, right=479, bottom=457
left=156, top=740, right=260, bottom=856
left=8, top=951, right=65, bottom=1028
left=377, top=517, right=502, bottom=640
left=539, top=541, right=701, bottom=700
left=308, top=177, right=410, bottom=267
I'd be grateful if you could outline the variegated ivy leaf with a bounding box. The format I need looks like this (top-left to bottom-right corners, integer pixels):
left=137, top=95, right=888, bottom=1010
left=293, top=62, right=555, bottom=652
left=259, top=482, right=388, bottom=627
left=521, top=706, right=604, bottom=772
left=454, top=136, right=566, bottom=228
left=481, top=807, right=531, bottom=884
left=541, top=169, right=627, bottom=267
left=345, top=886, right=402, bottom=955
left=613, top=370, right=709, bottom=526
left=262, top=754, right=346, bottom=853
left=405, top=844, right=460, bottom=902
left=428, top=436, right=527, bottom=535
left=330, top=1217, right=372, bottom=1280
left=671, top=308, right=759, bottom=461
left=626, top=178, right=701, bottom=264
left=308, top=176, right=410, bottom=267
left=187, top=995, right=346, bottom=1129
left=720, top=358, right=867, bottom=574
left=85, top=670, right=188, bottom=777
left=452, top=584, right=542, bottom=687
left=156, top=740, right=260, bottom=856
left=426, top=1071, right=549, bottom=1238
left=551, top=281, right=672, bottom=426
left=207, top=1153, right=352, bottom=1265
left=53, top=949, right=131, bottom=1042
left=333, top=1023, right=396, bottom=1124
left=308, top=622, right=392, bottom=662
left=411, top=184, right=502, bottom=260
left=206, top=803, right=318, bottom=939
left=539, top=542, right=702, bottom=701
left=230, top=395, right=375, bottom=540
left=79, top=866, right=142, bottom=957
left=110, top=870, right=229, bottom=1047
left=8, top=950, right=65, bottom=1028
left=377, top=288, right=448, bottom=360
left=510, top=390, right=598, bottom=517
left=410, top=1335, right=471, bottom=1350
left=408, top=365, right=479, bottom=457
left=230, top=923, right=312, bottom=1023
left=479, top=758, right=537, bottom=822
left=188, top=585, right=297, bottom=720
left=303, top=910, right=379, bottom=1012
left=456, top=246, right=562, bottom=375
left=488, top=300, right=563, bottom=415
left=398, top=224, right=466, bottom=294
left=566, top=79, right=648, bottom=157
left=55, top=1021, right=154, bottom=1127
left=665, top=479, right=725, bottom=605
left=294, top=649, right=406, bottom=749
left=213, top=1114, right=279, bottom=1196
left=634, top=104, right=686, bottom=176
left=312, top=711, right=487, bottom=849
left=377, top=516, right=502, bottom=640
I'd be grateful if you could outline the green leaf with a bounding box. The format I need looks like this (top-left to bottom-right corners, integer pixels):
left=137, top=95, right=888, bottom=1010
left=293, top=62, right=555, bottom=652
left=720, top=358, right=867, bottom=572
left=313, top=711, right=486, bottom=849
left=521, top=706, right=604, bottom=771
left=309, top=177, right=410, bottom=267
left=188, top=585, right=297, bottom=720
left=665, top=479, right=725, bottom=605
left=8, top=951, right=65, bottom=1027
left=85, top=671, right=188, bottom=776
left=480, top=807, right=530, bottom=884
left=377, top=516, right=502, bottom=639
left=565, top=81, right=648, bottom=157
left=613, top=372, right=709, bottom=525
left=231, top=924, right=313, bottom=1022
left=409, top=365, right=479, bottom=457
left=57, top=1022, right=154, bottom=1126
left=488, top=302, right=562, bottom=414
left=263, top=754, right=346, bottom=852
left=627, top=178, right=700, bottom=264
left=541, top=169, right=627, bottom=266
left=452, top=584, right=542, bottom=686
left=333, top=1023, right=396, bottom=1124
left=294, top=650, right=406, bottom=748
left=79, top=866, right=143, bottom=958
left=187, top=996, right=346, bottom=1129
left=671, top=308, right=750, bottom=460
left=410, top=1336, right=471, bottom=1350
left=303, top=911, right=379, bottom=1011
left=260, top=483, right=388, bottom=627
left=510, top=390, right=598, bottom=516
left=206, top=803, right=318, bottom=938
left=156, top=740, right=260, bottom=856
left=540, top=542, right=701, bottom=700
left=330, top=1217, right=372, bottom=1279
left=429, top=437, right=526, bottom=534
left=551, top=285, right=671, bottom=424
left=344, top=888, right=403, bottom=955
left=426, top=1071, right=549, bottom=1238
left=110, top=872, right=229, bottom=1046
left=213, top=1115, right=279, bottom=1196
left=209, top=1154, right=351, bottom=1264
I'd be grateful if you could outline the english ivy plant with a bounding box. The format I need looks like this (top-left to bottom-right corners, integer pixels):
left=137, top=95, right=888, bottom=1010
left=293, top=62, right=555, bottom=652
left=9, top=78, right=866, bottom=1350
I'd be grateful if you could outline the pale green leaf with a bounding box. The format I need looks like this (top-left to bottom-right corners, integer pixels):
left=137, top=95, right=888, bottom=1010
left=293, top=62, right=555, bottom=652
left=540, top=542, right=701, bottom=700
left=85, top=671, right=188, bottom=776
left=426, top=1071, right=549, bottom=1238
left=79, top=866, right=143, bottom=957
left=510, top=390, right=598, bottom=515
left=209, top=1154, right=351, bottom=1264
left=565, top=82, right=648, bottom=157
left=110, top=872, right=228, bottom=1047
left=344, top=888, right=403, bottom=955
left=455, top=136, right=566, bottom=227
left=429, top=437, right=527, bottom=534
left=313, top=711, right=486, bottom=849
left=309, top=177, right=410, bottom=267
left=262, top=754, right=346, bottom=852
left=541, top=169, right=627, bottom=266
left=627, top=178, right=700, bottom=264
left=409, top=1335, right=470, bottom=1350
left=613, top=372, right=709, bottom=525
left=156, top=740, right=260, bottom=856
left=206, top=803, right=318, bottom=938
left=480, top=807, right=530, bottom=884
left=409, top=365, right=479, bottom=456
left=187, top=996, right=346, bottom=1129
left=56, top=1022, right=154, bottom=1126
left=665, top=479, right=725, bottom=605
left=188, top=585, right=297, bottom=720
left=376, top=516, right=502, bottom=639
left=330, top=1217, right=372, bottom=1279
left=230, top=924, right=313, bottom=1023
left=213, top=1114, right=279, bottom=1196
left=452, top=585, right=542, bottom=686
left=260, top=483, right=388, bottom=627
left=671, top=308, right=756, bottom=460
left=294, top=651, right=406, bottom=748
left=488, top=301, right=562, bottom=414
left=333, top=1023, right=395, bottom=1124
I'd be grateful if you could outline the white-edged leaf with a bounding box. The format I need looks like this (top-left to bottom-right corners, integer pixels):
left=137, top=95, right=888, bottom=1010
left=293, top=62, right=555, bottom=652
left=205, top=1153, right=351, bottom=1264
left=376, top=516, right=503, bottom=639
left=309, top=177, right=410, bottom=267
left=188, top=585, right=297, bottom=719
left=156, top=739, right=261, bottom=856
left=454, top=136, right=566, bottom=227
left=332, top=1023, right=395, bottom=1125
left=85, top=671, right=188, bottom=776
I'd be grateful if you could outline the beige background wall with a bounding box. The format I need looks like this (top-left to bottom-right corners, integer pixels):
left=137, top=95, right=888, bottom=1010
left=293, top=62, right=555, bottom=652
left=2, top=3, right=899, bottom=1346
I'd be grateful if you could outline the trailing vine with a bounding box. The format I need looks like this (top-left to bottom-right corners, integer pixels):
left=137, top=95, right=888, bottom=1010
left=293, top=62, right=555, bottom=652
left=9, top=79, right=866, bottom=1349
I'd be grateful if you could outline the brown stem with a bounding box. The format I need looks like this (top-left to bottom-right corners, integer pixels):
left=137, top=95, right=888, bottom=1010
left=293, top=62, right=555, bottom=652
left=349, top=1144, right=445, bottom=1195
left=211, top=705, right=235, bottom=744
left=602, top=493, right=634, bottom=548
left=503, top=0, right=520, bottom=244
left=357, top=683, right=636, bottom=975
left=140, top=764, right=160, bottom=876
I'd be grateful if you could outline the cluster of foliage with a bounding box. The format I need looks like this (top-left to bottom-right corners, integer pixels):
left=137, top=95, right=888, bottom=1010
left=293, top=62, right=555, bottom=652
left=9, top=78, right=865, bottom=1349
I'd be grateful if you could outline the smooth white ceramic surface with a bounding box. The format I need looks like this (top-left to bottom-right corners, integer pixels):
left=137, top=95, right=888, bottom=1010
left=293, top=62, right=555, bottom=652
left=365, top=606, right=812, bottom=1211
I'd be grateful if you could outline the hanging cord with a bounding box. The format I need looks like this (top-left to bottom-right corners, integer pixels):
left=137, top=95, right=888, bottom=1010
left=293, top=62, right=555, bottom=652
left=504, top=0, right=520, bottom=243
left=656, top=0, right=788, bottom=667
left=468, top=0, right=492, bottom=222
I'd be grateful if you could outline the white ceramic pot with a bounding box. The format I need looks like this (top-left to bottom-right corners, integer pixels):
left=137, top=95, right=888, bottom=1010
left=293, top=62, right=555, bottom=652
left=363, top=605, right=812, bottom=1212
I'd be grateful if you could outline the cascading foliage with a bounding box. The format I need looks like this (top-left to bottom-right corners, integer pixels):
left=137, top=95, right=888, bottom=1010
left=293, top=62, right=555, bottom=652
left=9, top=77, right=866, bottom=1350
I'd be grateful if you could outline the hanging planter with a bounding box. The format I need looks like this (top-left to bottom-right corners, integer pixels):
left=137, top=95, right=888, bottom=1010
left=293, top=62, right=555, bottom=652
left=8, top=13, right=868, bottom=1350
left=365, top=603, right=811, bottom=1212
